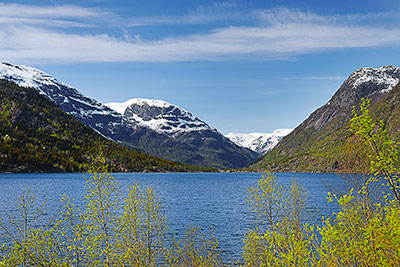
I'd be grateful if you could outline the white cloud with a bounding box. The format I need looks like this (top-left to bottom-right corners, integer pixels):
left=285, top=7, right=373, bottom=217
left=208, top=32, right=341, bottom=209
left=0, top=4, right=399, bottom=63
left=0, top=3, right=110, bottom=29
left=254, top=7, right=399, bottom=26
left=0, top=17, right=93, bottom=28
left=127, top=2, right=242, bottom=26
left=0, top=3, right=104, bottom=19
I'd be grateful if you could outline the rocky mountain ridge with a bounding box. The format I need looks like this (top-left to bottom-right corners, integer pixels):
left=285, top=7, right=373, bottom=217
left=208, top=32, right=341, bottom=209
left=0, top=79, right=211, bottom=173
left=252, top=65, right=400, bottom=172
left=105, top=98, right=213, bottom=136
left=0, top=62, right=259, bottom=169
left=226, top=129, right=293, bottom=154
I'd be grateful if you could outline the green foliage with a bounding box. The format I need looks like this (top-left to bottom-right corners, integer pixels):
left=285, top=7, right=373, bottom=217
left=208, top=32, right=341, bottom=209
left=351, top=98, right=400, bottom=204
left=243, top=174, right=400, bottom=266
left=0, top=79, right=215, bottom=173
left=243, top=173, right=315, bottom=266
left=246, top=173, right=284, bottom=230
left=114, top=183, right=166, bottom=266
left=2, top=95, right=400, bottom=266
left=243, top=99, right=400, bottom=266
left=317, top=191, right=400, bottom=266
left=252, top=82, right=400, bottom=174
left=166, top=227, right=224, bottom=267
left=0, top=155, right=223, bottom=266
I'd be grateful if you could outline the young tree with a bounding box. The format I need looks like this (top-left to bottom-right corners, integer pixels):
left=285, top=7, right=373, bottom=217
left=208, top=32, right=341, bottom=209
left=114, top=184, right=167, bottom=266
left=246, top=173, right=284, bottom=231
left=1, top=154, right=224, bottom=266
left=243, top=173, right=315, bottom=266
left=350, top=98, right=400, bottom=205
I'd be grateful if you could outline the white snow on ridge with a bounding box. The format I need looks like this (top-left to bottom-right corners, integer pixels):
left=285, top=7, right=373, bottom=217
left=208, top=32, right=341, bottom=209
left=351, top=65, right=400, bottom=94
left=226, top=129, right=293, bottom=154
left=0, top=62, right=119, bottom=116
left=105, top=98, right=213, bottom=135
left=106, top=98, right=175, bottom=115
left=0, top=62, right=132, bottom=138
left=0, top=62, right=73, bottom=92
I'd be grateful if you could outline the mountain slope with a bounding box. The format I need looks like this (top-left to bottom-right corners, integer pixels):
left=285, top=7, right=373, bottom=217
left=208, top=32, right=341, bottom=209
left=0, top=79, right=214, bottom=173
left=0, top=62, right=140, bottom=142
left=105, top=98, right=260, bottom=169
left=225, top=129, right=293, bottom=154
left=106, top=98, right=213, bottom=135
left=250, top=65, right=400, bottom=172
left=0, top=62, right=258, bottom=169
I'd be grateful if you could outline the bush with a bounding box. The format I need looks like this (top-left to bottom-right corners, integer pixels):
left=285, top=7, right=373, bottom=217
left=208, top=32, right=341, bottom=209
left=0, top=155, right=223, bottom=266
left=242, top=98, right=400, bottom=266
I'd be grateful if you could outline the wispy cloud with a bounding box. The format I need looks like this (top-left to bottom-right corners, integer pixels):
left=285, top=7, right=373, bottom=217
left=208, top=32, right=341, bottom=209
left=0, top=3, right=110, bottom=28
left=127, top=2, right=242, bottom=26
left=0, top=4, right=399, bottom=63
left=254, top=7, right=399, bottom=26
left=0, top=3, right=105, bottom=18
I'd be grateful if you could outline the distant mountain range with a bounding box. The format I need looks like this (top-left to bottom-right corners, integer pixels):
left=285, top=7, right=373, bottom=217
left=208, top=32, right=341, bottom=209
left=225, top=129, right=293, bottom=154
left=0, top=62, right=259, bottom=169
left=0, top=79, right=212, bottom=173
left=2, top=62, right=398, bottom=173
left=251, top=65, right=400, bottom=172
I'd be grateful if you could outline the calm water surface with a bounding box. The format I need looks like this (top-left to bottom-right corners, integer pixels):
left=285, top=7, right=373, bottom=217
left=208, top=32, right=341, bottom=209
left=0, top=172, right=347, bottom=259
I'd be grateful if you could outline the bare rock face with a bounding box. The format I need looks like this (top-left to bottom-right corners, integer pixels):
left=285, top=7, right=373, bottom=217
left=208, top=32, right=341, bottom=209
left=106, top=98, right=260, bottom=168
left=0, top=62, right=141, bottom=142
left=111, top=98, right=213, bottom=136
left=0, top=62, right=259, bottom=169
left=278, top=65, right=400, bottom=152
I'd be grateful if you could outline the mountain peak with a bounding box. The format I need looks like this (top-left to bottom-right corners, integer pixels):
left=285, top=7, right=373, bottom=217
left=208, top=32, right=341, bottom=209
left=349, top=65, right=400, bottom=93
left=324, top=65, right=400, bottom=112
left=226, top=129, right=293, bottom=154
left=254, top=65, right=400, bottom=172
left=0, top=62, right=259, bottom=168
left=106, top=98, right=176, bottom=115
left=0, top=62, right=73, bottom=93
left=105, top=98, right=213, bottom=135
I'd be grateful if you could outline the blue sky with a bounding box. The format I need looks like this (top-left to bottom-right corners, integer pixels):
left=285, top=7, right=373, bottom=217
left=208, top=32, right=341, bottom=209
left=1, top=0, right=400, bottom=133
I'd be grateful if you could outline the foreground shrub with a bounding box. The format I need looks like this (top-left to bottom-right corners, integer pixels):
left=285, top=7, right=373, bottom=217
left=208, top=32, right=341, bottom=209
left=0, top=155, right=223, bottom=266
left=1, top=98, right=399, bottom=266
left=243, top=98, right=400, bottom=266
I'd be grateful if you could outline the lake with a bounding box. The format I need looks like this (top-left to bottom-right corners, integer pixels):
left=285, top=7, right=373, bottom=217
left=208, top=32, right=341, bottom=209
left=0, top=172, right=348, bottom=260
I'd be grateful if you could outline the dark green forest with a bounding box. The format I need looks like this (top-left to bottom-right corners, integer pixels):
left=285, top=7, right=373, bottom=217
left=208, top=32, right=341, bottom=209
left=0, top=79, right=214, bottom=173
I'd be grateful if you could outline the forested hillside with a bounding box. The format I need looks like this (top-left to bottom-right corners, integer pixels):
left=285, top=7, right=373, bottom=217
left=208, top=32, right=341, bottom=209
left=0, top=79, right=214, bottom=173
left=250, top=67, right=400, bottom=173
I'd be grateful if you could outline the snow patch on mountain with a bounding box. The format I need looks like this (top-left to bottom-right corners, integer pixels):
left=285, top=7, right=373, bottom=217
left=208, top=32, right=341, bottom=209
left=0, top=62, right=72, bottom=92
left=226, top=129, right=293, bottom=154
left=0, top=62, right=131, bottom=140
left=0, top=62, right=260, bottom=168
left=105, top=98, right=213, bottom=135
left=106, top=98, right=182, bottom=116
left=350, top=65, right=400, bottom=94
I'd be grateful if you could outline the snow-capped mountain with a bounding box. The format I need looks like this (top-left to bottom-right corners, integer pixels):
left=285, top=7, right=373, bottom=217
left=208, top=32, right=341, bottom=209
left=0, top=62, right=137, bottom=140
left=301, top=65, right=400, bottom=132
left=105, top=98, right=213, bottom=136
left=252, top=65, right=400, bottom=172
left=0, top=62, right=259, bottom=168
left=105, top=97, right=260, bottom=168
left=325, top=65, right=400, bottom=110
left=350, top=65, right=399, bottom=94
left=226, top=129, right=293, bottom=154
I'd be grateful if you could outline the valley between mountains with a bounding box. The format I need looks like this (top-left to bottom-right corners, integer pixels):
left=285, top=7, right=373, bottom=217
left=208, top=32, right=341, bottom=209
left=0, top=62, right=399, bottom=173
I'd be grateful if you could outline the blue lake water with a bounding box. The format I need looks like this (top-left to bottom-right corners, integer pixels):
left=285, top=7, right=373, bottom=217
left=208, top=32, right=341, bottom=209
left=0, top=172, right=348, bottom=260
